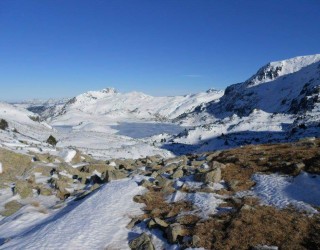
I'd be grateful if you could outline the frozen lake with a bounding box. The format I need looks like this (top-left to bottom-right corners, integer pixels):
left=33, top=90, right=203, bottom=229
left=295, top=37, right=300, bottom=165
left=111, top=122, right=186, bottom=139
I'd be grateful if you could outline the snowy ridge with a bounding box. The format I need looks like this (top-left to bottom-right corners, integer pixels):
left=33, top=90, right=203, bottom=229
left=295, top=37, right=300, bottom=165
left=247, top=54, right=320, bottom=86
left=0, top=102, right=53, bottom=142
left=50, top=88, right=223, bottom=126
left=172, top=54, right=320, bottom=153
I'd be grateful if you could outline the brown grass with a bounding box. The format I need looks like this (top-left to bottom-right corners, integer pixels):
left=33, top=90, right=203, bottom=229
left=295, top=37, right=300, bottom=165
left=191, top=199, right=320, bottom=250
left=210, top=139, right=320, bottom=192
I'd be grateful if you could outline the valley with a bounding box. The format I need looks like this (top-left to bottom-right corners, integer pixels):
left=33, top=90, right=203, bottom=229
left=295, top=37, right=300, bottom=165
left=0, top=54, right=319, bottom=249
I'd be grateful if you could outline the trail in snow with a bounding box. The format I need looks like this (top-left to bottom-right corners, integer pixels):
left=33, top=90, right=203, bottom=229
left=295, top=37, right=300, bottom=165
left=1, top=178, right=145, bottom=250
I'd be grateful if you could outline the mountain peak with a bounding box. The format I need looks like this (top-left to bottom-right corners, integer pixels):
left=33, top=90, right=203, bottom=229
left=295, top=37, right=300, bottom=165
left=247, top=54, right=320, bottom=87
left=101, top=88, right=117, bottom=94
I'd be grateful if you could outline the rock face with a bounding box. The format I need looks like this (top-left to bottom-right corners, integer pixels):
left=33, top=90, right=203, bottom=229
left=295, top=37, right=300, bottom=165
left=129, top=233, right=155, bottom=250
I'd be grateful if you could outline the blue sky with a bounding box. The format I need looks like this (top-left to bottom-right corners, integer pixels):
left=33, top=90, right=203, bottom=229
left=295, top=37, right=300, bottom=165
left=0, top=0, right=319, bottom=101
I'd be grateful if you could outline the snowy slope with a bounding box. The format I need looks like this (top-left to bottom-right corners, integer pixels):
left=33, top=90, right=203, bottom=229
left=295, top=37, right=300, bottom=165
left=209, top=54, right=320, bottom=117
left=172, top=55, right=320, bottom=153
left=13, top=98, right=70, bottom=121
left=0, top=178, right=146, bottom=250
left=0, top=102, right=53, bottom=142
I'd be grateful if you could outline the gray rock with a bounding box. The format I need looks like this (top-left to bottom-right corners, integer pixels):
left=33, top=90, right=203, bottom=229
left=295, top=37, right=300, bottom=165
left=155, top=175, right=172, bottom=187
left=129, top=233, right=155, bottom=250
left=105, top=169, right=128, bottom=182
left=210, top=161, right=226, bottom=170
left=195, top=168, right=221, bottom=183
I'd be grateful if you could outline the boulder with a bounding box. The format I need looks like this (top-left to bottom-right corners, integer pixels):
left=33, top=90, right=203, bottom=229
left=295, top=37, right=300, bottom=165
left=139, top=179, right=153, bottom=188
left=155, top=175, right=172, bottom=187
left=166, top=223, right=186, bottom=243
left=15, top=180, right=33, bottom=199
left=192, top=235, right=201, bottom=247
left=171, top=169, right=184, bottom=179
left=104, top=169, right=128, bottom=182
left=129, top=233, right=155, bottom=250
left=209, top=161, right=226, bottom=170
left=148, top=217, right=169, bottom=229
left=195, top=168, right=221, bottom=183
left=126, top=218, right=141, bottom=229
left=0, top=200, right=23, bottom=217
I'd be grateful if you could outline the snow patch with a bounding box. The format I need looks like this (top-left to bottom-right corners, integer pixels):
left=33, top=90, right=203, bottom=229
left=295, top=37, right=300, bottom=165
left=252, top=172, right=320, bottom=213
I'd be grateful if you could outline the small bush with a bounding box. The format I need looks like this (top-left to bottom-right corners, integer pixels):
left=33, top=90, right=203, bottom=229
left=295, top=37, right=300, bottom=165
left=0, top=119, right=8, bottom=130
left=46, top=135, right=57, bottom=146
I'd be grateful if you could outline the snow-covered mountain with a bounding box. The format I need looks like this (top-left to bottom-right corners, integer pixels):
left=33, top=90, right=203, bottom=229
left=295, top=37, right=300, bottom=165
left=172, top=54, right=320, bottom=153
left=14, top=98, right=70, bottom=121
left=0, top=102, right=53, bottom=141
left=2, top=54, right=320, bottom=158
left=49, top=87, right=223, bottom=126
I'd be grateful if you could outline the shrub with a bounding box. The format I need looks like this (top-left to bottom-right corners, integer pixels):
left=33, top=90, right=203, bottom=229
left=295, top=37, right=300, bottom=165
left=46, top=135, right=57, bottom=146
left=0, top=119, right=8, bottom=130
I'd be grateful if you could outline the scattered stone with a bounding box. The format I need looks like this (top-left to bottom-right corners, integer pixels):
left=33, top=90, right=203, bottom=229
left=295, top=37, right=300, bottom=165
left=150, top=171, right=158, bottom=178
left=252, top=245, right=278, bottom=250
left=172, top=169, right=184, bottom=179
left=15, top=180, right=33, bottom=199
left=126, top=218, right=141, bottom=229
left=192, top=235, right=201, bottom=247
left=209, top=160, right=226, bottom=170
left=129, top=233, right=155, bottom=250
left=291, top=162, right=305, bottom=175
left=37, top=185, right=53, bottom=196
left=191, top=160, right=206, bottom=168
left=104, top=169, right=127, bottom=182
left=206, top=151, right=222, bottom=161
left=227, top=180, right=239, bottom=191
left=158, top=164, right=178, bottom=174
left=147, top=217, right=169, bottom=229
left=139, top=179, right=153, bottom=188
left=195, top=168, right=221, bottom=183
left=0, top=200, right=23, bottom=217
left=155, top=175, right=172, bottom=187
left=133, top=195, right=144, bottom=203
left=166, top=223, right=186, bottom=243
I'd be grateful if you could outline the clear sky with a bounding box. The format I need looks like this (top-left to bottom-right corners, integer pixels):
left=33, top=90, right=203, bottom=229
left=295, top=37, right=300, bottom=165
left=0, top=0, right=319, bottom=101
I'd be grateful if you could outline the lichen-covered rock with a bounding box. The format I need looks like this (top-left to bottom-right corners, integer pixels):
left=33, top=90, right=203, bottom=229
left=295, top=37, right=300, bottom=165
left=15, top=180, right=33, bottom=199
left=129, top=233, right=155, bottom=250
left=148, top=217, right=169, bottom=229
left=0, top=200, right=23, bottom=217
left=172, top=169, right=184, bottom=179
left=195, top=168, right=221, bottom=183
left=166, top=223, right=186, bottom=243
left=155, top=175, right=172, bottom=187
left=104, top=169, right=128, bottom=182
